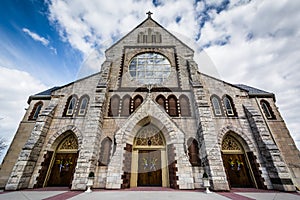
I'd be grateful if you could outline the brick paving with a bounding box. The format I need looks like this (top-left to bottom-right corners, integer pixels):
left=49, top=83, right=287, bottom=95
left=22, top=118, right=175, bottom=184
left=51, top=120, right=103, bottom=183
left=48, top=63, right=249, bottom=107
left=43, top=191, right=82, bottom=200
left=218, top=192, right=255, bottom=200
left=1, top=187, right=300, bottom=200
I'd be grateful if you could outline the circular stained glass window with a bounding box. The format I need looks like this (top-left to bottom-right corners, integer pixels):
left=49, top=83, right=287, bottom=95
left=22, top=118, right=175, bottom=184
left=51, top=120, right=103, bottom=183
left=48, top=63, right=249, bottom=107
left=128, top=53, right=171, bottom=85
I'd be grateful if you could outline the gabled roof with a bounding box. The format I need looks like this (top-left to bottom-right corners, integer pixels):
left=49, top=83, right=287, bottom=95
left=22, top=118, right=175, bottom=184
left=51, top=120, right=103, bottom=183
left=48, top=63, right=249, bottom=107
left=34, top=86, right=61, bottom=96
left=27, top=86, right=61, bottom=104
left=27, top=72, right=101, bottom=104
left=234, top=84, right=275, bottom=101
left=234, top=84, right=269, bottom=95
left=106, top=14, right=194, bottom=53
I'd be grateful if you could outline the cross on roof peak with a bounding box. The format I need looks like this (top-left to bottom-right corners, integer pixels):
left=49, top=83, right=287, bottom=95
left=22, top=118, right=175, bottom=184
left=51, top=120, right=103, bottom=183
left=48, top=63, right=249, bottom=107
left=146, top=11, right=153, bottom=18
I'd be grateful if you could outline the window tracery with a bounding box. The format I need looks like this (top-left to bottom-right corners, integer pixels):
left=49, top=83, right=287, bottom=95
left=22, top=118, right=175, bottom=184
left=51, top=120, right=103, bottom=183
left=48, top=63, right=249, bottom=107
left=78, top=95, right=89, bottom=116
left=135, top=124, right=164, bottom=146
left=222, top=135, right=242, bottom=151
left=211, top=96, right=222, bottom=116
left=128, top=53, right=171, bottom=85
left=223, top=95, right=237, bottom=117
left=58, top=134, right=78, bottom=150
left=63, top=95, right=78, bottom=117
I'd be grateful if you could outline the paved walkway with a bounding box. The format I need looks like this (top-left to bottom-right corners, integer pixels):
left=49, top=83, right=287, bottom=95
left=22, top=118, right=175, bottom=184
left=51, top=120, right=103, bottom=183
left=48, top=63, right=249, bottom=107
left=0, top=188, right=299, bottom=200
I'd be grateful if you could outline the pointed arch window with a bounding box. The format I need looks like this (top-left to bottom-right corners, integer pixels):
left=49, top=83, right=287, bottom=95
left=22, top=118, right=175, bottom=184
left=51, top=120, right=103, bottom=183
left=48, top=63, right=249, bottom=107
left=63, top=95, right=78, bottom=116
left=223, top=95, right=237, bottom=117
left=168, top=95, right=178, bottom=117
left=179, top=95, right=191, bottom=117
left=108, top=95, right=120, bottom=117
left=132, top=95, right=143, bottom=112
left=260, top=100, right=276, bottom=119
left=29, top=101, right=43, bottom=120
left=156, top=95, right=166, bottom=110
left=211, top=95, right=223, bottom=116
left=120, top=95, right=131, bottom=117
left=187, top=138, right=201, bottom=166
left=67, top=97, right=77, bottom=115
left=99, top=137, right=112, bottom=166
left=78, top=95, right=89, bottom=116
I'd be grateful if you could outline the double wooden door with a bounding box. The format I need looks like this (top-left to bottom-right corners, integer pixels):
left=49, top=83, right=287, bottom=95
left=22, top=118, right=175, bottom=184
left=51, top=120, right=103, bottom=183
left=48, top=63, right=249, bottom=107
left=222, top=153, right=254, bottom=188
left=138, top=150, right=162, bottom=186
left=48, top=153, right=78, bottom=187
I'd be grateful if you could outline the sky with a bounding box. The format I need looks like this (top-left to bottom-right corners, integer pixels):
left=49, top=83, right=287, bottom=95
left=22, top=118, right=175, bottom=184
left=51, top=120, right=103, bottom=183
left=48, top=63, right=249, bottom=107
left=0, top=0, right=299, bottom=163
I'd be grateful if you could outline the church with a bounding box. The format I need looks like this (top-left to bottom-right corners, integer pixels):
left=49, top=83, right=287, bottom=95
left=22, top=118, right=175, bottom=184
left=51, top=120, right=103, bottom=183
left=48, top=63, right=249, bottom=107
left=0, top=13, right=299, bottom=191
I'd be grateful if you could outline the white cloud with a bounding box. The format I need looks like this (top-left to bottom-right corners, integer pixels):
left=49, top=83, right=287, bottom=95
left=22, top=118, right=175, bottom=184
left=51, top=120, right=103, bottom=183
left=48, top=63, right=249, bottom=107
left=45, top=0, right=300, bottom=151
left=23, top=28, right=49, bottom=46
left=46, top=0, right=200, bottom=71
left=199, top=0, right=300, bottom=149
left=0, top=66, right=47, bottom=161
left=22, top=28, right=57, bottom=54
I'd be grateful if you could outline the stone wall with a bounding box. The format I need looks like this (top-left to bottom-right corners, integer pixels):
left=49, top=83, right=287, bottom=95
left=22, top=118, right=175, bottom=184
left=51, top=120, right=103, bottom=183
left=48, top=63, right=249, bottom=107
left=244, top=105, right=295, bottom=191
left=259, top=98, right=300, bottom=188
left=5, top=103, right=56, bottom=190
left=0, top=99, right=50, bottom=189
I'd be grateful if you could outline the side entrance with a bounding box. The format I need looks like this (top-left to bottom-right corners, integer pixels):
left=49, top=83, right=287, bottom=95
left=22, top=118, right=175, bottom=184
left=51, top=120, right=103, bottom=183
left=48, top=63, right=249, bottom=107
left=221, top=134, right=257, bottom=188
left=45, top=133, right=79, bottom=187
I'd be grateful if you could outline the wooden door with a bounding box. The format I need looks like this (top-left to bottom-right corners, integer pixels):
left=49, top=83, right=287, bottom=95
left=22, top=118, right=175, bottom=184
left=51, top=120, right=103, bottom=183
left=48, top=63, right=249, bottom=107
left=222, top=154, right=254, bottom=188
left=138, top=150, right=162, bottom=186
left=48, top=153, right=78, bottom=187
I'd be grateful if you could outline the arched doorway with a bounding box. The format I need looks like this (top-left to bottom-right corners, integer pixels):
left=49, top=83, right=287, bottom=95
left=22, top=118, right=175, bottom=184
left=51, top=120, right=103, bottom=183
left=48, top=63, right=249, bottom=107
left=130, top=123, right=169, bottom=187
left=221, top=134, right=256, bottom=188
left=46, top=133, right=78, bottom=187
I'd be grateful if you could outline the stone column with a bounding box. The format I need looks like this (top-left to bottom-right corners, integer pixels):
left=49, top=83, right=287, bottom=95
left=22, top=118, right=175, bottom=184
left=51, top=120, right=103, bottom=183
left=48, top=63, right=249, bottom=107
left=71, top=72, right=109, bottom=190
left=5, top=105, right=56, bottom=190
left=193, top=86, right=230, bottom=191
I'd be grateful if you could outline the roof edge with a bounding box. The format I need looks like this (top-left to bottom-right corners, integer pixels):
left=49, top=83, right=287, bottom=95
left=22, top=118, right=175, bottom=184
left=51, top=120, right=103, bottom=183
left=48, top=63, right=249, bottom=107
left=199, top=72, right=276, bottom=101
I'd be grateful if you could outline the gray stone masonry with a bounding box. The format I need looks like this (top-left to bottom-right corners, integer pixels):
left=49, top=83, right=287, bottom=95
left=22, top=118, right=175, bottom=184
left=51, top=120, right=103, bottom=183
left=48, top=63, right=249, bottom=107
left=71, top=60, right=111, bottom=190
left=106, top=96, right=195, bottom=189
left=2, top=15, right=299, bottom=192
left=5, top=104, right=56, bottom=190
left=192, top=84, right=230, bottom=191
left=244, top=104, right=296, bottom=191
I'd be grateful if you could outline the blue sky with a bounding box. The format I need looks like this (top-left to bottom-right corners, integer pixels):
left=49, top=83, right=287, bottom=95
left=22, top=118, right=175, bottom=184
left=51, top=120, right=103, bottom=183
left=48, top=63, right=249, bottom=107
left=0, top=0, right=82, bottom=85
left=0, top=0, right=300, bottom=162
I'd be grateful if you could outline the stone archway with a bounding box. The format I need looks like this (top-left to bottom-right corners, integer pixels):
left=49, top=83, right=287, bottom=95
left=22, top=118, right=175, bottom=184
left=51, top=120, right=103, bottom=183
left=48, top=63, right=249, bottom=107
left=46, top=125, right=83, bottom=151
left=106, top=97, right=194, bottom=189
left=45, top=132, right=79, bottom=187
left=221, top=133, right=256, bottom=188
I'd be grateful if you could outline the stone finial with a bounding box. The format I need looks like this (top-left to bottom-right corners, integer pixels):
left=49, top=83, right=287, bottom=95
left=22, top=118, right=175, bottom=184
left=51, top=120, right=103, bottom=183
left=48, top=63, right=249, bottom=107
left=146, top=11, right=153, bottom=18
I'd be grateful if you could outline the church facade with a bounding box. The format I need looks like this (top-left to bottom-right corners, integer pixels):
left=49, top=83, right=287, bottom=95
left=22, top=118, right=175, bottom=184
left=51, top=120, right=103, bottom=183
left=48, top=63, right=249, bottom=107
left=1, top=14, right=299, bottom=191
